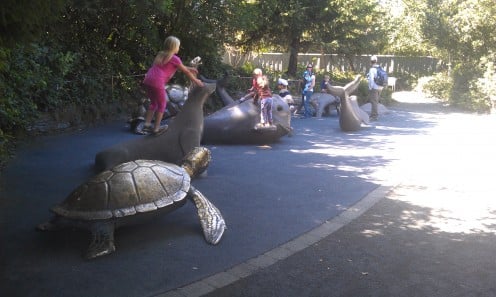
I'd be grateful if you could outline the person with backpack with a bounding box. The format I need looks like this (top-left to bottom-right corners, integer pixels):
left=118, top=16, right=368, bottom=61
left=367, top=55, right=385, bottom=121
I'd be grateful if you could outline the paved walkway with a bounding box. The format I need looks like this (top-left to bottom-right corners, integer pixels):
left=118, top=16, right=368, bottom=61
left=163, top=93, right=496, bottom=297
left=1, top=92, right=495, bottom=297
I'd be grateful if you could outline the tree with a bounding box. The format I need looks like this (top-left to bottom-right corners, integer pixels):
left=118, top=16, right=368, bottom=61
left=316, top=0, right=386, bottom=71
left=381, top=0, right=435, bottom=56
left=421, top=0, right=496, bottom=64
left=0, top=0, right=65, bottom=47
left=230, top=0, right=332, bottom=76
left=225, top=0, right=386, bottom=76
left=157, top=0, right=236, bottom=76
left=0, top=0, right=238, bottom=139
left=412, top=0, right=496, bottom=111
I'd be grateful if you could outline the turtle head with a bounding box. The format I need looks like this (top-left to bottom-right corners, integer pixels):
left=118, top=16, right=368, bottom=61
left=181, top=147, right=211, bottom=178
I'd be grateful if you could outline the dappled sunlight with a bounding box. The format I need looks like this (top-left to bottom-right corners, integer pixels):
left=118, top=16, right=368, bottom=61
left=295, top=162, right=378, bottom=179
left=361, top=229, right=384, bottom=236
left=231, top=105, right=251, bottom=118
left=360, top=185, right=496, bottom=238
left=289, top=145, right=389, bottom=179
left=360, top=111, right=496, bottom=237
left=289, top=146, right=383, bottom=158
left=393, top=185, right=496, bottom=235
left=392, top=91, right=444, bottom=105
left=246, top=99, right=494, bottom=239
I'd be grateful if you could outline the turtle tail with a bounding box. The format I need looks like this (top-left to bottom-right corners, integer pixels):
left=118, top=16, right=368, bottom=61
left=188, top=186, right=226, bottom=245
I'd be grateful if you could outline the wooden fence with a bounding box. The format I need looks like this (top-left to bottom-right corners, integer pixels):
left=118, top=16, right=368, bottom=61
left=223, top=52, right=444, bottom=76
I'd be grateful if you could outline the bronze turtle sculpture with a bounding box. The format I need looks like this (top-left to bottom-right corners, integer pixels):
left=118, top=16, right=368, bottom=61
left=37, top=147, right=226, bottom=259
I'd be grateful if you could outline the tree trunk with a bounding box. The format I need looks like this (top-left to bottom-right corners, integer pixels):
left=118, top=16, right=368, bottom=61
left=346, top=55, right=356, bottom=72
left=287, top=37, right=300, bottom=77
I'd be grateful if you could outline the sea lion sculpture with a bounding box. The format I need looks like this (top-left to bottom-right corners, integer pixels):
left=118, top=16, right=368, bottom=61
left=326, top=75, right=370, bottom=132
left=309, top=93, right=340, bottom=117
left=201, top=75, right=292, bottom=144
left=279, top=92, right=298, bottom=113
left=94, top=83, right=216, bottom=172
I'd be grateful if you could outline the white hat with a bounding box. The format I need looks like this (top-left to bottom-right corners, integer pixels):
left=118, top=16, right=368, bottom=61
left=370, top=55, right=378, bottom=62
left=253, top=68, right=262, bottom=75
left=277, top=78, right=288, bottom=86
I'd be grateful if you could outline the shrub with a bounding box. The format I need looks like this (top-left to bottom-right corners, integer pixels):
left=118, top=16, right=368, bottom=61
left=449, top=61, right=493, bottom=113
left=420, top=59, right=494, bottom=113
left=0, top=44, right=82, bottom=122
left=468, top=58, right=496, bottom=113
left=422, top=72, right=452, bottom=101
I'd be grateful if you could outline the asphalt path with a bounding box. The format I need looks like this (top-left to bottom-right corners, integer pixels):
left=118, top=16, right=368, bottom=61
left=200, top=94, right=496, bottom=297
left=2, top=93, right=488, bottom=297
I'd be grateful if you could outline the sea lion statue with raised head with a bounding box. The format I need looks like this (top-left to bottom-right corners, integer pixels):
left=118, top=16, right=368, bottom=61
left=94, top=83, right=216, bottom=172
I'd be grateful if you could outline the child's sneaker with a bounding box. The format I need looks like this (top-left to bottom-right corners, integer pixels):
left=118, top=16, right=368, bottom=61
left=142, top=124, right=153, bottom=133
left=150, top=125, right=169, bottom=136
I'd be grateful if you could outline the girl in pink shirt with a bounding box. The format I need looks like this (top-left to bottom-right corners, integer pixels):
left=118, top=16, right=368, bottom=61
left=142, top=36, right=203, bottom=135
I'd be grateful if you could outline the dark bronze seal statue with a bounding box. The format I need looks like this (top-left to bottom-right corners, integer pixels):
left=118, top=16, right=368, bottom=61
left=94, top=82, right=216, bottom=172
left=202, top=74, right=292, bottom=144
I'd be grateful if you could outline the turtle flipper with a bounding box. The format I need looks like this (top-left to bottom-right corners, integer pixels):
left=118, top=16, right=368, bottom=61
left=85, top=222, right=116, bottom=259
left=188, top=186, right=226, bottom=245
left=36, top=219, right=58, bottom=231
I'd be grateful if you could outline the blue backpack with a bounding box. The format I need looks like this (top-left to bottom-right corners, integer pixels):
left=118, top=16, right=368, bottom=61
left=374, top=66, right=388, bottom=87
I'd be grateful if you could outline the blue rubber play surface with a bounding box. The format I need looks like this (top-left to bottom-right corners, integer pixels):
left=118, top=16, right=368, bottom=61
left=0, top=112, right=421, bottom=297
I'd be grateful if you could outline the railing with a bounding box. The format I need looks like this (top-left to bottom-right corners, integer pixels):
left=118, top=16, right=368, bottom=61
left=223, top=52, right=444, bottom=76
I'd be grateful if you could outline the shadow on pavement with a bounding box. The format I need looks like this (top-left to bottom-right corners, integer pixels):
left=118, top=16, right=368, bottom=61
left=0, top=98, right=461, bottom=297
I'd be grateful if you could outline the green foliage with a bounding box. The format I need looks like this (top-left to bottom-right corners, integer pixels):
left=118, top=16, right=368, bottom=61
left=466, top=80, right=493, bottom=114
left=0, top=44, right=80, bottom=161
left=3, top=0, right=496, bottom=168
left=229, top=0, right=386, bottom=76
left=450, top=61, right=493, bottom=113
left=421, top=72, right=453, bottom=101
left=474, top=57, right=496, bottom=111
left=239, top=63, right=257, bottom=78
left=0, top=129, right=14, bottom=169
left=329, top=71, right=357, bottom=85
left=0, top=45, right=78, bottom=131
left=0, top=0, right=65, bottom=47
left=385, top=0, right=496, bottom=112
left=353, top=79, right=368, bottom=105
left=383, top=0, right=436, bottom=56
left=422, top=59, right=495, bottom=113
left=419, top=0, right=496, bottom=65
left=0, top=0, right=236, bottom=141
left=317, top=0, right=387, bottom=57
left=350, top=78, right=392, bottom=106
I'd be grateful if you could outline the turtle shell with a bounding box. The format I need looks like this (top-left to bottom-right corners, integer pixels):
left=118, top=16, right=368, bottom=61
left=52, top=160, right=191, bottom=221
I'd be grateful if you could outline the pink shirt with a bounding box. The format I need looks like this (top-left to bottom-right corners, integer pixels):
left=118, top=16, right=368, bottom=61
left=143, top=54, right=182, bottom=88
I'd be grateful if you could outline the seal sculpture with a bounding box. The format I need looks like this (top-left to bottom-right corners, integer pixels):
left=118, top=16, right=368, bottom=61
left=326, top=75, right=370, bottom=131
left=94, top=83, right=216, bottom=172
left=37, top=147, right=226, bottom=259
left=202, top=75, right=292, bottom=144
left=309, top=93, right=340, bottom=117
